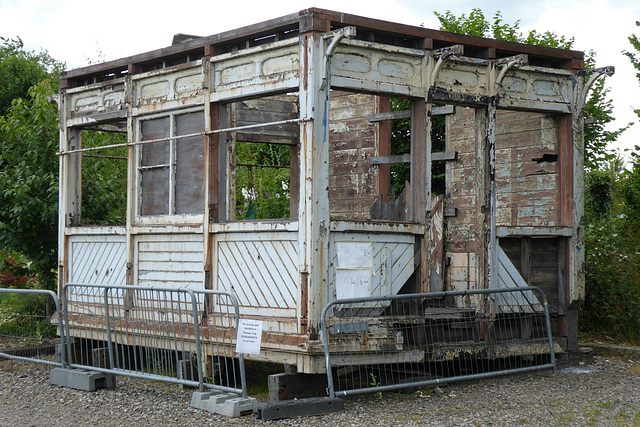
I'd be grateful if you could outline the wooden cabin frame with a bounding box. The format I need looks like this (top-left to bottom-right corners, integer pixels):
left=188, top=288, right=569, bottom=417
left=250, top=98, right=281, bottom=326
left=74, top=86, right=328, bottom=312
left=58, top=8, right=606, bottom=373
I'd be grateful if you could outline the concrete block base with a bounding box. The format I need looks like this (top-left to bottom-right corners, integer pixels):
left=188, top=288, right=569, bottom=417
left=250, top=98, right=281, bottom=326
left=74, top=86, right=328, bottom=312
left=49, top=368, right=116, bottom=392
left=257, top=397, right=344, bottom=420
left=191, top=390, right=257, bottom=417
left=268, top=372, right=328, bottom=401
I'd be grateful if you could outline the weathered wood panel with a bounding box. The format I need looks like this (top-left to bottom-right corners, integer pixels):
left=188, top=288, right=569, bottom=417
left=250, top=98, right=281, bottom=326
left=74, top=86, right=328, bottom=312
left=428, top=195, right=445, bottom=292
left=446, top=106, right=563, bottom=303
left=495, top=111, right=560, bottom=227
left=329, top=39, right=425, bottom=97
left=67, top=82, right=126, bottom=120
left=234, top=95, right=299, bottom=144
left=500, top=237, right=561, bottom=313
left=133, top=63, right=205, bottom=109
left=135, top=233, right=205, bottom=290
left=330, top=232, right=415, bottom=301
left=211, top=39, right=300, bottom=101
left=68, top=234, right=126, bottom=285
left=67, top=233, right=127, bottom=305
left=215, top=233, right=298, bottom=318
left=499, top=66, right=573, bottom=113
left=445, top=107, right=483, bottom=295
left=495, top=245, right=543, bottom=313
left=432, top=62, right=573, bottom=113
left=328, top=91, right=379, bottom=220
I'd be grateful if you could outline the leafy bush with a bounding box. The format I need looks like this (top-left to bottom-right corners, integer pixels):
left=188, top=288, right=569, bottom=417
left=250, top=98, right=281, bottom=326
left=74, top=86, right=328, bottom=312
left=0, top=251, right=36, bottom=288
left=581, top=164, right=640, bottom=343
left=0, top=292, right=56, bottom=341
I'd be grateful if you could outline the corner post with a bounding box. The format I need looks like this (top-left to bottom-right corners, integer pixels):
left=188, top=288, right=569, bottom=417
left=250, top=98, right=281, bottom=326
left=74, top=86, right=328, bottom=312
left=298, top=17, right=331, bottom=372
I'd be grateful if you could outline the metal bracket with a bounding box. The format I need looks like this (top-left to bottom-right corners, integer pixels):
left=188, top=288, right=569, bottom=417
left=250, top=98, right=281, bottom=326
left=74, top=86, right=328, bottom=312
left=577, top=66, right=615, bottom=117
left=429, top=45, right=464, bottom=86
left=495, top=54, right=529, bottom=96
left=321, top=26, right=357, bottom=91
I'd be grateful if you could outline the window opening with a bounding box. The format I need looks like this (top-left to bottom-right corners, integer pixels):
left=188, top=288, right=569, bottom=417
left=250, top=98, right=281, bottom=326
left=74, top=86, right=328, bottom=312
left=224, top=94, right=299, bottom=221
left=389, top=98, right=411, bottom=199
left=236, top=142, right=291, bottom=219
left=80, top=127, right=127, bottom=226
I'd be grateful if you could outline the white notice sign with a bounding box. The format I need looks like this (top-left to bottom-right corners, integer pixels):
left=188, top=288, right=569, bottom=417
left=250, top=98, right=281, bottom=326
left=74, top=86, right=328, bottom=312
left=236, top=319, right=263, bottom=355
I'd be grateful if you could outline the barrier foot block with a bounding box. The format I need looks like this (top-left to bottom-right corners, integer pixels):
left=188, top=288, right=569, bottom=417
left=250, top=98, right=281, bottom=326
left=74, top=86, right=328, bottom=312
left=257, top=397, right=344, bottom=420
left=49, top=368, right=116, bottom=392
left=191, top=390, right=257, bottom=417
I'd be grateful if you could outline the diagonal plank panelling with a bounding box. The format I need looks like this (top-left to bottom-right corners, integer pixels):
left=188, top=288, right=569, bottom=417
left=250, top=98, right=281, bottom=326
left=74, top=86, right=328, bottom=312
left=217, top=237, right=298, bottom=315
left=69, top=235, right=126, bottom=285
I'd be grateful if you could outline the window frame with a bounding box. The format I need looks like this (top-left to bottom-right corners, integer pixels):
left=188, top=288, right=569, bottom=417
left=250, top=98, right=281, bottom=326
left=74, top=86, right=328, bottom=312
left=134, top=107, right=205, bottom=225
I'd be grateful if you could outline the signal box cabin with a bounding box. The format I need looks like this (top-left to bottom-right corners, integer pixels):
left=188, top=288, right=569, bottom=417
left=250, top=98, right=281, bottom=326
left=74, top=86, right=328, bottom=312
left=58, top=9, right=605, bottom=373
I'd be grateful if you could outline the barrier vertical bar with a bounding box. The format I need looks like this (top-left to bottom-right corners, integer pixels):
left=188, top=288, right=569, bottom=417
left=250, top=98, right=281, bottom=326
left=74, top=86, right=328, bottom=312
left=104, top=286, right=115, bottom=370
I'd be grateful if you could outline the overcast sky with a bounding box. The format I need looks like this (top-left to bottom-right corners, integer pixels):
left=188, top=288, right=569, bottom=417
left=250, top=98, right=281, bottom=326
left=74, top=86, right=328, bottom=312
left=2, top=0, right=639, bottom=158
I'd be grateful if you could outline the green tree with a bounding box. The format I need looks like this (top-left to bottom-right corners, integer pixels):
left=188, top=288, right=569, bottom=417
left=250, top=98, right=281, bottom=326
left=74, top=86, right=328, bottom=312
left=578, top=22, right=640, bottom=343
left=236, top=142, right=291, bottom=220
left=581, top=157, right=640, bottom=342
left=623, top=21, right=640, bottom=121
left=0, top=37, right=64, bottom=117
left=80, top=130, right=128, bottom=226
left=435, top=9, right=574, bottom=47
left=0, top=80, right=59, bottom=290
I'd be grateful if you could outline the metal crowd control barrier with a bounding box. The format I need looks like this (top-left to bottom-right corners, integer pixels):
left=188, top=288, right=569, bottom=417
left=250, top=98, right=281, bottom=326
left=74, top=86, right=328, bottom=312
left=0, top=288, right=66, bottom=367
left=321, top=286, right=556, bottom=398
left=197, top=289, right=248, bottom=398
left=62, top=284, right=246, bottom=396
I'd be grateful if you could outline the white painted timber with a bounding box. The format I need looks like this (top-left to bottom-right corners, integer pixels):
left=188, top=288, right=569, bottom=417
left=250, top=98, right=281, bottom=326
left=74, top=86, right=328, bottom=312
left=135, top=233, right=205, bottom=290
left=329, top=40, right=425, bottom=97
left=66, top=234, right=127, bottom=305
left=67, top=82, right=126, bottom=118
left=68, top=234, right=127, bottom=286
left=215, top=233, right=298, bottom=318
left=133, top=62, right=205, bottom=107
left=330, top=232, right=415, bottom=302
left=211, top=39, right=300, bottom=102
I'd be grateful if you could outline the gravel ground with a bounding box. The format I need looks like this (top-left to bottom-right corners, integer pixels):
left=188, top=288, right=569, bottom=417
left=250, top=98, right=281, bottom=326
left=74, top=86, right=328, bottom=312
left=1, top=352, right=640, bottom=426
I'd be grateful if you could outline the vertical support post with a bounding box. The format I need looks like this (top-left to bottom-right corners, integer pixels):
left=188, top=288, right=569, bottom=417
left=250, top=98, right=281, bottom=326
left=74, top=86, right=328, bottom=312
left=414, top=99, right=430, bottom=293
left=125, top=75, right=135, bottom=287
left=298, top=26, right=330, bottom=364
left=58, top=124, right=82, bottom=293
left=202, top=59, right=213, bottom=289
left=472, top=108, right=489, bottom=291
left=63, top=285, right=73, bottom=367
left=226, top=105, right=237, bottom=221
left=486, top=98, right=497, bottom=291
left=568, top=99, right=586, bottom=351
left=411, top=100, right=429, bottom=220
left=57, top=92, right=72, bottom=294
left=557, top=115, right=574, bottom=345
